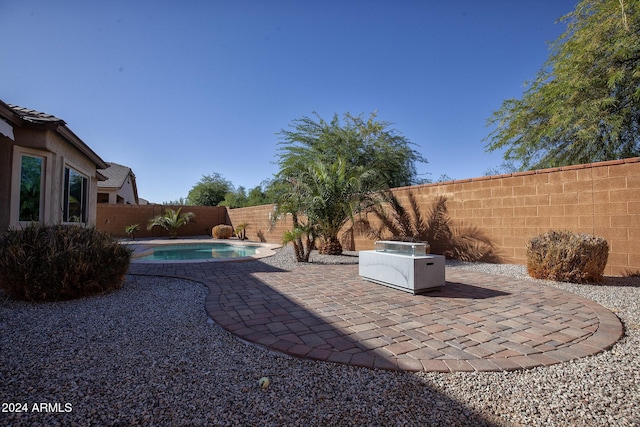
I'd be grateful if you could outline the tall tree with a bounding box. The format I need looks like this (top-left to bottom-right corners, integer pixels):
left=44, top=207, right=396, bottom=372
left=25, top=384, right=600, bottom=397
left=219, top=186, right=247, bottom=208
left=273, top=157, right=380, bottom=257
left=277, top=112, right=426, bottom=189
left=485, top=0, right=640, bottom=169
left=187, top=173, right=233, bottom=206
left=274, top=111, right=426, bottom=259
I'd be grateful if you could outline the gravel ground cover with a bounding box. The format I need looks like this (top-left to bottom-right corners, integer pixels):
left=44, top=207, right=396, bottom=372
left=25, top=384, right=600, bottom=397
left=1, top=246, right=638, bottom=426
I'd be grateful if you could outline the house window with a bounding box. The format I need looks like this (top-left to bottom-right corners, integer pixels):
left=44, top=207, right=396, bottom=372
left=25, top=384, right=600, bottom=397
left=19, top=155, right=44, bottom=222
left=64, top=167, right=88, bottom=223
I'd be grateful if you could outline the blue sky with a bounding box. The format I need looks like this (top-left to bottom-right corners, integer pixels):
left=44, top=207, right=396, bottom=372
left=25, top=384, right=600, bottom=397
left=1, top=0, right=576, bottom=203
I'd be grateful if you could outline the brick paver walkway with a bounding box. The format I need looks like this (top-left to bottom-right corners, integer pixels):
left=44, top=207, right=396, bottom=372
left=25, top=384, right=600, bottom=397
left=129, top=260, right=623, bottom=372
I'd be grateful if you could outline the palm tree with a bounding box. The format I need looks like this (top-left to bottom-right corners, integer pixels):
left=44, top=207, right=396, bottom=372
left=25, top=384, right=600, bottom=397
left=271, top=176, right=318, bottom=262
left=301, top=157, right=379, bottom=255
left=365, top=192, right=499, bottom=262
left=147, top=208, right=195, bottom=238
left=272, top=157, right=380, bottom=259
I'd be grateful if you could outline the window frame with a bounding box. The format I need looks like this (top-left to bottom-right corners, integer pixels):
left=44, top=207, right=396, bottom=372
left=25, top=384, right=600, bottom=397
left=10, top=148, right=52, bottom=227
left=63, top=165, right=89, bottom=224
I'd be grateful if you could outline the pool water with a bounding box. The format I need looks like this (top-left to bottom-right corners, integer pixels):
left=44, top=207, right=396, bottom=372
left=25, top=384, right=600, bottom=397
left=139, top=243, right=259, bottom=261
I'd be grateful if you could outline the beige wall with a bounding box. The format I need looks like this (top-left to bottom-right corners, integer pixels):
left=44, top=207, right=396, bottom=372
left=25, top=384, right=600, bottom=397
left=3, top=127, right=103, bottom=228
left=225, top=158, right=640, bottom=276
left=48, top=129, right=101, bottom=225
left=97, top=204, right=229, bottom=238
left=0, top=135, right=13, bottom=227
left=227, top=204, right=295, bottom=243
left=117, top=174, right=138, bottom=204
left=98, top=172, right=137, bottom=204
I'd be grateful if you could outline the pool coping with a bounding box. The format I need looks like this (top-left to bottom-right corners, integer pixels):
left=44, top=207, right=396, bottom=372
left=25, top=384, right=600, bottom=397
left=121, top=237, right=281, bottom=264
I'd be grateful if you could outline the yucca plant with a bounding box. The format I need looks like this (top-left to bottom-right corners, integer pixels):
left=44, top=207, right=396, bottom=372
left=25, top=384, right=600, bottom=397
left=0, top=224, right=132, bottom=301
left=147, top=208, right=195, bottom=238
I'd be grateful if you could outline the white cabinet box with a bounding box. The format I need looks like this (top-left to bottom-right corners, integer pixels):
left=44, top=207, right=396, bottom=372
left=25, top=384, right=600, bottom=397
left=359, top=241, right=445, bottom=294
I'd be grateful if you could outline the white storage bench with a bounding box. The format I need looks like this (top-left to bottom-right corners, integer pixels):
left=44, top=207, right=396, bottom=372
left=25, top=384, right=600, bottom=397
left=359, top=241, right=445, bottom=294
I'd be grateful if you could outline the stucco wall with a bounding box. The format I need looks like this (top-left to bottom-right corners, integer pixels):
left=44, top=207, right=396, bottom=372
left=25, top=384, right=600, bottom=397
left=117, top=174, right=137, bottom=204
left=226, top=158, right=640, bottom=276
left=0, top=136, right=12, bottom=228
left=47, top=129, right=101, bottom=225
left=2, top=126, right=103, bottom=228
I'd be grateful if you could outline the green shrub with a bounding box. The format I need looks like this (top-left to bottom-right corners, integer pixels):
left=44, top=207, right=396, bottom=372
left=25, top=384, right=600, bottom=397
left=125, top=224, right=140, bottom=240
left=526, top=230, right=609, bottom=283
left=0, top=225, right=132, bottom=301
left=212, top=224, right=233, bottom=239
left=235, top=223, right=249, bottom=241
left=148, top=208, right=194, bottom=238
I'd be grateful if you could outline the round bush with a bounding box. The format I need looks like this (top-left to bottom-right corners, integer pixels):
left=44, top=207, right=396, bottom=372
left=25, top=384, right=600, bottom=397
left=0, top=225, right=132, bottom=301
left=212, top=224, right=233, bottom=239
left=526, top=230, right=609, bottom=283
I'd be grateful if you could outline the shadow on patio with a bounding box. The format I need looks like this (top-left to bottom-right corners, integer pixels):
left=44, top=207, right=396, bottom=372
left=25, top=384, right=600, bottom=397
left=128, top=258, right=622, bottom=375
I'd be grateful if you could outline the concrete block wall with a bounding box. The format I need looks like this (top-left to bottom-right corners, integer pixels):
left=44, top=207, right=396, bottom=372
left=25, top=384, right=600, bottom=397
left=385, top=158, right=640, bottom=275
left=226, top=157, right=640, bottom=276
left=97, top=204, right=228, bottom=239
left=226, top=204, right=294, bottom=244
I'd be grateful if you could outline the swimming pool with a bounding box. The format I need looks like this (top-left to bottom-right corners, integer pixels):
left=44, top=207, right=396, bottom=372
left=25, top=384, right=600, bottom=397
left=137, top=243, right=261, bottom=261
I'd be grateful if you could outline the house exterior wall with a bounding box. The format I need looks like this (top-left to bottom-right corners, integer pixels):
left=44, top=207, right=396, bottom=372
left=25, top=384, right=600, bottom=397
left=116, top=172, right=137, bottom=204
left=3, top=126, right=102, bottom=228
left=97, top=172, right=138, bottom=204
left=225, top=158, right=640, bottom=276
left=98, top=189, right=122, bottom=204
left=0, top=135, right=13, bottom=227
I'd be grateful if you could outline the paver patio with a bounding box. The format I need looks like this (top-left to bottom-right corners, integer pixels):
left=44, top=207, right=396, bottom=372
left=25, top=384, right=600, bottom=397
left=129, top=259, right=623, bottom=372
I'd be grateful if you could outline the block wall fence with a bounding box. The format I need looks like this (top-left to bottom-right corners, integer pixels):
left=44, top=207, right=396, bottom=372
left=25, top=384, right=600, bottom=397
left=97, top=157, right=640, bottom=275
left=226, top=157, right=640, bottom=276
left=96, top=204, right=228, bottom=239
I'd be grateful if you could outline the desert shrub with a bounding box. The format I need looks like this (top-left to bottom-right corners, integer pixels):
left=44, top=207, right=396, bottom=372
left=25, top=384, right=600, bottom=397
left=212, top=224, right=233, bottom=239
left=0, top=225, right=132, bottom=301
left=526, top=230, right=609, bottom=283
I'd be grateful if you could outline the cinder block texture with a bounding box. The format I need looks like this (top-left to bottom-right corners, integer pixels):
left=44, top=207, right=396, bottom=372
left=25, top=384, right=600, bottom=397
left=97, top=205, right=228, bottom=239
left=98, top=158, right=640, bottom=275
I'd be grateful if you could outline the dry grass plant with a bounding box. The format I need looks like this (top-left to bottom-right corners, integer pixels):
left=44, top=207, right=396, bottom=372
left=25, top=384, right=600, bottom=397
left=527, top=230, right=609, bottom=283
left=212, top=224, right=233, bottom=239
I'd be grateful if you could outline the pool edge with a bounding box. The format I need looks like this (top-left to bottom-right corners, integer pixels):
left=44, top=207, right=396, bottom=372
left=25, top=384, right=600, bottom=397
left=121, top=238, right=282, bottom=264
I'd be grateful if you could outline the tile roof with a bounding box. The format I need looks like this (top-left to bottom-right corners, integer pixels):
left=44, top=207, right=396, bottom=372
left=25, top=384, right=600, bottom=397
left=1, top=100, right=108, bottom=170
left=98, top=162, right=134, bottom=189
left=6, top=104, right=66, bottom=125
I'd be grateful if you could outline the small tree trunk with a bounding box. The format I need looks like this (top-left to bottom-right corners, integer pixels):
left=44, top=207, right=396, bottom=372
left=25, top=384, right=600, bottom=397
left=302, top=235, right=315, bottom=262
left=292, top=238, right=304, bottom=262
